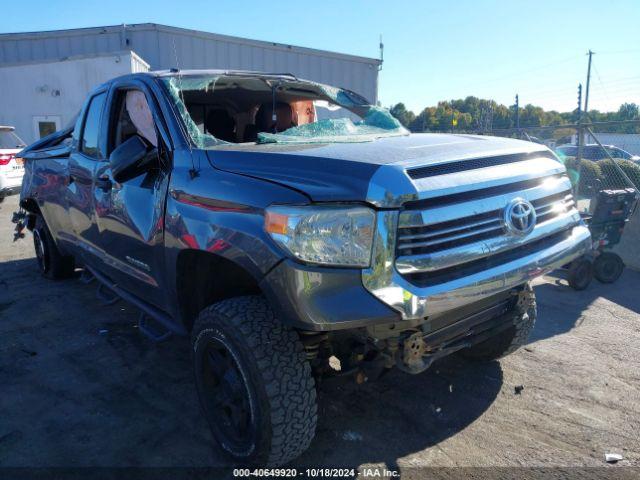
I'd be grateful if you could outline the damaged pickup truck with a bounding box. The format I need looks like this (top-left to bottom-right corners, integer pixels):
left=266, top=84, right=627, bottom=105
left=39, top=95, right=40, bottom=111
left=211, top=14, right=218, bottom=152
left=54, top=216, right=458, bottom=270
left=16, top=70, right=591, bottom=466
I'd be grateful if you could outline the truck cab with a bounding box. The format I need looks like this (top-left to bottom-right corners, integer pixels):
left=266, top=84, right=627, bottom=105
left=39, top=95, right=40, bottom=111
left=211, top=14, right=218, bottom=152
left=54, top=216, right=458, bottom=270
left=18, top=70, right=591, bottom=467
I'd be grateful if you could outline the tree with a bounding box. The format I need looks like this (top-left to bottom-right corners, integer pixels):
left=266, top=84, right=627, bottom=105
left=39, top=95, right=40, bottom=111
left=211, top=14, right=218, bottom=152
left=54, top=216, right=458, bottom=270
left=388, top=97, right=638, bottom=135
left=389, top=103, right=416, bottom=128
left=618, top=103, right=639, bottom=120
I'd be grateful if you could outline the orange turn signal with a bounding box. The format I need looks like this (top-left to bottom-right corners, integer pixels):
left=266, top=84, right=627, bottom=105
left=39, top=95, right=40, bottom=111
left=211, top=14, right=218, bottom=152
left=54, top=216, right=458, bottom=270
left=265, top=211, right=289, bottom=235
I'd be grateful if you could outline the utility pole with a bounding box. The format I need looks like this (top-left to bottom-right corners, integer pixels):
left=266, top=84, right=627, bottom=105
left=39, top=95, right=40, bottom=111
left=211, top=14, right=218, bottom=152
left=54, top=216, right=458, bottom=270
left=580, top=50, right=594, bottom=152
left=515, top=94, right=520, bottom=135
left=583, top=50, right=594, bottom=118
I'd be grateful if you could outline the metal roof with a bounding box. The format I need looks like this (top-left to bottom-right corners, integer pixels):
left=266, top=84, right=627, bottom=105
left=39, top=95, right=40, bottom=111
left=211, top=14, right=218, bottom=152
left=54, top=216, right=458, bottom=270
left=0, top=23, right=381, bottom=66
left=0, top=22, right=380, bottom=105
left=0, top=49, right=150, bottom=69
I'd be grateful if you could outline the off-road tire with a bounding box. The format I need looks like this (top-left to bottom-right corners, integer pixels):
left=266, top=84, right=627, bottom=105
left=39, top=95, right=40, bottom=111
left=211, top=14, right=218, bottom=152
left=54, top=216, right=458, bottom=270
left=567, top=258, right=593, bottom=290
left=33, top=215, right=75, bottom=279
left=593, top=252, right=624, bottom=284
left=461, top=284, right=537, bottom=361
left=192, top=296, right=317, bottom=467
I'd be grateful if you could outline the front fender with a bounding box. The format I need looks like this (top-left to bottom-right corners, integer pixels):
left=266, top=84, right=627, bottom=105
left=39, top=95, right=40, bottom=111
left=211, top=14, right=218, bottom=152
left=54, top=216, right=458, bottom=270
left=163, top=151, right=310, bottom=317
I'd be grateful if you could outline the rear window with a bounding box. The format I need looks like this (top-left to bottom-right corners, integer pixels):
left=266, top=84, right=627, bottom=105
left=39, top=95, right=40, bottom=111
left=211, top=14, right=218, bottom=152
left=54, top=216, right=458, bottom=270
left=584, top=146, right=606, bottom=160
left=0, top=130, right=26, bottom=149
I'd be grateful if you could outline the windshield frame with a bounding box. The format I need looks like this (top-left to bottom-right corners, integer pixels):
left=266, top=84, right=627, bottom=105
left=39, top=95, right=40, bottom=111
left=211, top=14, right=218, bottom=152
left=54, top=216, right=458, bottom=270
left=159, top=74, right=407, bottom=148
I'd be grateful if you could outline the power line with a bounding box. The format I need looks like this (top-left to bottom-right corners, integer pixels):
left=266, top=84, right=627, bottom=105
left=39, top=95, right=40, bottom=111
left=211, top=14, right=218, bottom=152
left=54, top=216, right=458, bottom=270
left=585, top=74, right=640, bottom=87
left=471, top=54, right=583, bottom=87
left=592, top=64, right=612, bottom=109
left=597, top=48, right=640, bottom=55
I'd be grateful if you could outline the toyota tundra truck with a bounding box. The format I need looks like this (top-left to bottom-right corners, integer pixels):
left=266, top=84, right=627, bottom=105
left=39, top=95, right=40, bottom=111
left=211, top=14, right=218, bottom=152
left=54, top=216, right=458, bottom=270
left=16, top=70, right=591, bottom=466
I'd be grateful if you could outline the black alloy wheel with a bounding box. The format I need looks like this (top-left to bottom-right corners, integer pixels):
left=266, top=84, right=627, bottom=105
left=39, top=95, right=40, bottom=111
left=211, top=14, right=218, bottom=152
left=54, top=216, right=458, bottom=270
left=200, top=338, right=255, bottom=454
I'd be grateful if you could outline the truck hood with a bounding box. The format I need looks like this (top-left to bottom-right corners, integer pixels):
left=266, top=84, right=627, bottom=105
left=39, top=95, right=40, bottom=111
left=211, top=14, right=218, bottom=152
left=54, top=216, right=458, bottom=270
left=206, top=133, right=554, bottom=206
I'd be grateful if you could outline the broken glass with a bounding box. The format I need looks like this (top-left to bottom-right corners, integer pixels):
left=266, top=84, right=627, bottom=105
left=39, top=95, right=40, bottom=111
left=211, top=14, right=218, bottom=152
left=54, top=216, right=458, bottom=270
left=257, top=106, right=408, bottom=144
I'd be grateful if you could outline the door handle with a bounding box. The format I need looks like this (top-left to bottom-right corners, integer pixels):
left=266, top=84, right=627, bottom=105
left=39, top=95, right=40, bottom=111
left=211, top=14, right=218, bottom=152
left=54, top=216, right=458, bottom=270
left=95, top=176, right=112, bottom=192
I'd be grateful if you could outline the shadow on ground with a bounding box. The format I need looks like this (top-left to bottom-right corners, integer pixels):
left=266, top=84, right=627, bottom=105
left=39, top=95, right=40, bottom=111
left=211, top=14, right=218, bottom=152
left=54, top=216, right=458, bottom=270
left=0, top=256, right=505, bottom=470
left=529, top=268, right=640, bottom=343
left=295, top=356, right=503, bottom=470
left=7, top=253, right=635, bottom=469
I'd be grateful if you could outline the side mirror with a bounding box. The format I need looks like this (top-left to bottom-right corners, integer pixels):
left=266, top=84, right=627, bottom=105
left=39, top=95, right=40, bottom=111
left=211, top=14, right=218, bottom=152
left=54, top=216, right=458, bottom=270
left=109, top=135, right=153, bottom=183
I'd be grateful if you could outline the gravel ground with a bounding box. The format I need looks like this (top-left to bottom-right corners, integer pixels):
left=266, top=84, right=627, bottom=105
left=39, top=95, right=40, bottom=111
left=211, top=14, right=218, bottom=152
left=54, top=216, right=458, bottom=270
left=0, top=195, right=638, bottom=478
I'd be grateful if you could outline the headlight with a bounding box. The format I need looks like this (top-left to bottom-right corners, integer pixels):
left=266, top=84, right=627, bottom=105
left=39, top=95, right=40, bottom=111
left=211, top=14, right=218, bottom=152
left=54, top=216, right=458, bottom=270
left=265, top=205, right=376, bottom=267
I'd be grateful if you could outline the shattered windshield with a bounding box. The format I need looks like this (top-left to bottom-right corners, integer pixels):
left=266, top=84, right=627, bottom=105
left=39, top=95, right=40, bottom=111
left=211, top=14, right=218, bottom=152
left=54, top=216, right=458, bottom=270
left=160, top=75, right=408, bottom=147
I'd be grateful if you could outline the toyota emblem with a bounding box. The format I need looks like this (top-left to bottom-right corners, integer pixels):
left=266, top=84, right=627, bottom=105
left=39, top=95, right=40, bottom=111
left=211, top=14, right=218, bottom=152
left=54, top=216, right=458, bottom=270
left=503, top=198, right=536, bottom=236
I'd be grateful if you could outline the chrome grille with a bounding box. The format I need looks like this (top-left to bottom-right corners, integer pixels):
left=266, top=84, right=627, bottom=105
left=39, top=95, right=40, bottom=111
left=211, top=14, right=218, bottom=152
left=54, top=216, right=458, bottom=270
left=397, top=191, right=575, bottom=256
left=394, top=172, right=581, bottom=278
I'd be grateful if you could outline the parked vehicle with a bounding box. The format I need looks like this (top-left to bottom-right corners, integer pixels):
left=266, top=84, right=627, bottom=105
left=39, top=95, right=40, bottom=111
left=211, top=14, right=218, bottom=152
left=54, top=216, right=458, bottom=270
left=0, top=126, right=26, bottom=202
left=565, top=188, right=637, bottom=290
left=16, top=70, right=591, bottom=466
left=556, top=144, right=640, bottom=162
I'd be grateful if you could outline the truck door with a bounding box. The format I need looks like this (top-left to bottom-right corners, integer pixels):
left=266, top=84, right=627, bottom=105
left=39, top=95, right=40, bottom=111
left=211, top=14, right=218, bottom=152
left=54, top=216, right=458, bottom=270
left=67, top=90, right=108, bottom=266
left=91, top=81, right=172, bottom=310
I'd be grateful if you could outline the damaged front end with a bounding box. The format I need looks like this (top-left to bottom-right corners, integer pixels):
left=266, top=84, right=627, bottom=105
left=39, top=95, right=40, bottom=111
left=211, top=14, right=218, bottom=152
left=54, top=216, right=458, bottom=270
left=304, top=285, right=535, bottom=380
left=395, top=285, right=535, bottom=374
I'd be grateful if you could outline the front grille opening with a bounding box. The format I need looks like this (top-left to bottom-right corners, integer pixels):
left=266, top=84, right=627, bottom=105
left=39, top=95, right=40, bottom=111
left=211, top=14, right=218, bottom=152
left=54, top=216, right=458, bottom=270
left=399, top=227, right=504, bottom=256
left=401, top=229, right=572, bottom=288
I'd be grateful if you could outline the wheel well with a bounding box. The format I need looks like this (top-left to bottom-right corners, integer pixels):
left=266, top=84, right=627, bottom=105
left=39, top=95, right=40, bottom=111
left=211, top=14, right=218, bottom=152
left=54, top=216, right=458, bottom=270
left=176, top=250, right=261, bottom=332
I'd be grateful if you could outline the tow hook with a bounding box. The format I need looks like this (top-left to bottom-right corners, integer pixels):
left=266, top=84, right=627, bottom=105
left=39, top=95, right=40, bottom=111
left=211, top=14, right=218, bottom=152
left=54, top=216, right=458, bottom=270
left=402, top=332, right=427, bottom=373
left=398, top=331, right=469, bottom=374
left=514, top=283, right=535, bottom=314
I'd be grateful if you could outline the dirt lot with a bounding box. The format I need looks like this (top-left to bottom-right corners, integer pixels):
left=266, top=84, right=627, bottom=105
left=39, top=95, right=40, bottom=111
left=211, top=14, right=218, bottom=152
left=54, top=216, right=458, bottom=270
left=0, top=194, right=639, bottom=477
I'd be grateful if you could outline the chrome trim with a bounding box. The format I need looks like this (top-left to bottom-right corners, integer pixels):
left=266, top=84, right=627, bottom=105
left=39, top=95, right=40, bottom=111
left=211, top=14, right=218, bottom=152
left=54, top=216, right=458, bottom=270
left=362, top=141, right=589, bottom=321
left=398, top=175, right=572, bottom=228
left=363, top=218, right=590, bottom=320
left=409, top=158, right=565, bottom=204
left=365, top=150, right=560, bottom=208
left=396, top=209, right=582, bottom=274
left=397, top=222, right=502, bottom=250
left=398, top=216, right=501, bottom=242
left=502, top=197, right=537, bottom=236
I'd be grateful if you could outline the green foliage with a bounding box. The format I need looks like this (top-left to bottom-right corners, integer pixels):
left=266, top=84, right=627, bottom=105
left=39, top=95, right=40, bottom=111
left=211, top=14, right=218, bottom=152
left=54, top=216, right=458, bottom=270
left=390, top=98, right=640, bottom=134
left=562, top=157, right=602, bottom=195
left=389, top=103, right=416, bottom=128
left=598, top=158, right=640, bottom=190
left=561, top=157, right=640, bottom=194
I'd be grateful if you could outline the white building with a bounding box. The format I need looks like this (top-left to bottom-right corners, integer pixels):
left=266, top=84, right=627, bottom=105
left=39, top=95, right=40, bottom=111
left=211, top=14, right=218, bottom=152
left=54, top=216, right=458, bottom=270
left=0, top=23, right=381, bottom=144
left=0, top=51, right=149, bottom=143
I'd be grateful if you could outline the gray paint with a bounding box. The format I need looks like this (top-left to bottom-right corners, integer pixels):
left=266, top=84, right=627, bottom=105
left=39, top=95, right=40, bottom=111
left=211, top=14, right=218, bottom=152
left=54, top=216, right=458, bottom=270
left=19, top=71, right=588, bottom=334
left=0, top=23, right=381, bottom=103
left=209, top=133, right=552, bottom=205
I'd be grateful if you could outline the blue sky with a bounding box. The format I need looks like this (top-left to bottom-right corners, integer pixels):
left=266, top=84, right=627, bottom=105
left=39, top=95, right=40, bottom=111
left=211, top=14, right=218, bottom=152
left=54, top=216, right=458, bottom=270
left=4, top=0, right=639, bottom=113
